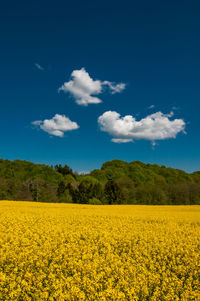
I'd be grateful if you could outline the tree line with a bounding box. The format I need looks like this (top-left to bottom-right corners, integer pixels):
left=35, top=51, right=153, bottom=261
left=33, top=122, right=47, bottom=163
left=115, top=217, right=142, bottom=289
left=0, top=159, right=200, bottom=205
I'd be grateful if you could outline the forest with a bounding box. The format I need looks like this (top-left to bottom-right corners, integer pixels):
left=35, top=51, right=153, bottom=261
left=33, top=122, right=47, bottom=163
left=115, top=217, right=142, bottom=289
left=0, top=158, right=200, bottom=205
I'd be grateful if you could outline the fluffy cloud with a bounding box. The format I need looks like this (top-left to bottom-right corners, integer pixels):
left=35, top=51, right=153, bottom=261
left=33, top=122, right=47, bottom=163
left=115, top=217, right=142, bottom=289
left=32, top=114, right=79, bottom=137
left=98, top=111, right=185, bottom=143
left=58, top=68, right=126, bottom=105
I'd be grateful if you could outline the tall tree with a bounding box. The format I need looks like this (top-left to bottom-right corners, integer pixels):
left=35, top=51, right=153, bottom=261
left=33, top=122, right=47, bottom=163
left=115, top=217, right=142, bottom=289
left=104, top=180, right=124, bottom=204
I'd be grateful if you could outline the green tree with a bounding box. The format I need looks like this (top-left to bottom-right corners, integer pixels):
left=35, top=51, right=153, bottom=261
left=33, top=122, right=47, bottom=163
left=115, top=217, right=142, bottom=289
left=54, top=164, right=74, bottom=177
left=104, top=180, right=125, bottom=204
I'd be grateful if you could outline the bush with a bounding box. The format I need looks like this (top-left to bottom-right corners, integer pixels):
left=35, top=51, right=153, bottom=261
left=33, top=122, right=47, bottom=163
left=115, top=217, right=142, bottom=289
left=58, top=190, right=72, bottom=203
left=88, top=198, right=102, bottom=205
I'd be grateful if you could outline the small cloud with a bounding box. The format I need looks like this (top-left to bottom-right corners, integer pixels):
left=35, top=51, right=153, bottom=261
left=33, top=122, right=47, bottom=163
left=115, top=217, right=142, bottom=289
left=58, top=68, right=126, bottom=106
left=111, top=138, right=133, bottom=143
left=98, top=111, right=186, bottom=144
left=35, top=63, right=44, bottom=71
left=102, top=81, right=126, bottom=94
left=32, top=120, right=42, bottom=126
left=78, top=171, right=90, bottom=175
left=148, top=104, right=155, bottom=109
left=32, top=114, right=79, bottom=137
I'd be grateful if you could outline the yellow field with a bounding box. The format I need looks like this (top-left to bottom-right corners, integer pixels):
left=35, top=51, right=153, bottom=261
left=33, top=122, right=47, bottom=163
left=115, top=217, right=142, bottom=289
left=0, top=201, right=200, bottom=300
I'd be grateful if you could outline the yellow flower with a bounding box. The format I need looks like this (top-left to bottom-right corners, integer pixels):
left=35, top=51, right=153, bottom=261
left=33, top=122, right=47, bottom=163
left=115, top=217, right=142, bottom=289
left=0, top=201, right=199, bottom=300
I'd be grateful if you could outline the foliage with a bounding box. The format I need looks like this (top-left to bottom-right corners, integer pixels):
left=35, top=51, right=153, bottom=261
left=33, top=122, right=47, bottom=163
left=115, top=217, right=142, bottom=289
left=0, top=158, right=200, bottom=204
left=58, top=189, right=72, bottom=203
left=90, top=159, right=200, bottom=205
left=68, top=178, right=104, bottom=204
left=104, top=180, right=125, bottom=204
left=54, top=164, right=74, bottom=177
left=88, top=198, right=102, bottom=205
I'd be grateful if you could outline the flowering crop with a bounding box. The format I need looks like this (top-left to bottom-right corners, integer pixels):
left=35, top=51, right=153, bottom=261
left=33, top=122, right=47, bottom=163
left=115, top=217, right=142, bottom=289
left=0, top=201, right=200, bottom=300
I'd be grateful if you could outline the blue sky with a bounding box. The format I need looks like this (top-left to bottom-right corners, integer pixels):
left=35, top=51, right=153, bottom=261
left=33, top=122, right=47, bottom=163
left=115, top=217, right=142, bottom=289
left=0, top=0, right=200, bottom=172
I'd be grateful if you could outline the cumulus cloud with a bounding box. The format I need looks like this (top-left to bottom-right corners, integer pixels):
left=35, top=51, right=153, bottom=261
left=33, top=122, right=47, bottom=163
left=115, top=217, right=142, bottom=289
left=98, top=111, right=186, bottom=144
left=32, top=114, right=79, bottom=137
left=35, top=63, right=44, bottom=71
left=58, top=68, right=126, bottom=105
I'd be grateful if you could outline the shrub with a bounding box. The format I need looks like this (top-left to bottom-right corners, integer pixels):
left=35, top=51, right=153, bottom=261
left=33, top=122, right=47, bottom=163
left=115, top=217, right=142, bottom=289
left=88, top=198, right=102, bottom=205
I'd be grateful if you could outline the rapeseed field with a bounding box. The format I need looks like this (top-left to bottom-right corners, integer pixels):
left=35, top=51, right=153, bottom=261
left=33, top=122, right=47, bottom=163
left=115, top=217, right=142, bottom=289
left=0, top=201, right=199, bottom=300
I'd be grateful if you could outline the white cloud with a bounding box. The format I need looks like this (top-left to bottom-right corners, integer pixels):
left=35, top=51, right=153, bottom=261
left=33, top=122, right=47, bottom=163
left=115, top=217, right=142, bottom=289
left=102, top=81, right=126, bottom=94
left=32, top=114, right=79, bottom=137
left=35, top=63, right=44, bottom=71
left=78, top=171, right=90, bottom=175
left=58, top=68, right=126, bottom=105
left=111, top=138, right=133, bottom=143
left=148, top=104, right=155, bottom=109
left=98, top=111, right=186, bottom=144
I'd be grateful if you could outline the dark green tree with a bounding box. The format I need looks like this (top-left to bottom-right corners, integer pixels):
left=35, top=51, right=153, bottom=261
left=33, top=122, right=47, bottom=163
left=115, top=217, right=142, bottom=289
left=54, top=164, right=73, bottom=176
left=57, top=181, right=66, bottom=197
left=104, top=180, right=125, bottom=204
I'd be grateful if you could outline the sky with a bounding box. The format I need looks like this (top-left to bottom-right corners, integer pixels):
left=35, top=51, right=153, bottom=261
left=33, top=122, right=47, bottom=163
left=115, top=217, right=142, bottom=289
left=0, top=0, right=200, bottom=173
